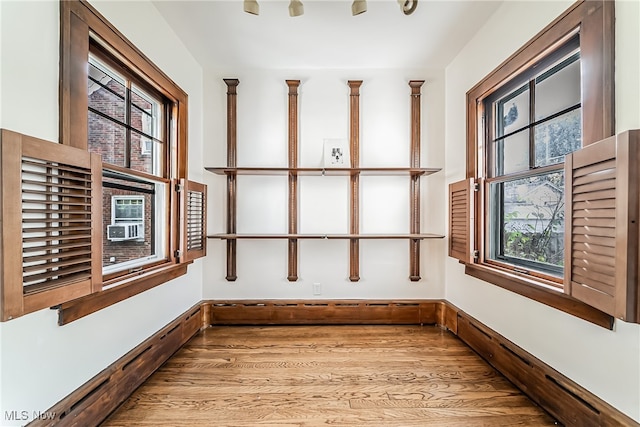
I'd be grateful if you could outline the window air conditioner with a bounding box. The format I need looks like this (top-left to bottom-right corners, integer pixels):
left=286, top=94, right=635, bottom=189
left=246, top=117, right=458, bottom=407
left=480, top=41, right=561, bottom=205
left=107, top=222, right=144, bottom=241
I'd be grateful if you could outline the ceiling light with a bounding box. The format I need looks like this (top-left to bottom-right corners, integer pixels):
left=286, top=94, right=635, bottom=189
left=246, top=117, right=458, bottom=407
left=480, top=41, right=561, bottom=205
left=352, top=0, right=367, bottom=16
left=289, top=0, right=304, bottom=17
left=244, top=0, right=259, bottom=15
left=398, top=0, right=418, bottom=15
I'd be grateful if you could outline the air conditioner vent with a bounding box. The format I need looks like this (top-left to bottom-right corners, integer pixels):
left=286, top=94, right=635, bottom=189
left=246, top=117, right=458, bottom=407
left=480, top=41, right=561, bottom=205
left=107, top=222, right=143, bottom=241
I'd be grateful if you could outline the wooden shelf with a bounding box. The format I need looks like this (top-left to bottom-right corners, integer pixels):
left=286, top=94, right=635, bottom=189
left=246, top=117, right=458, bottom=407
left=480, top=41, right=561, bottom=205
left=208, top=233, right=445, bottom=240
left=205, top=167, right=441, bottom=177
left=213, top=79, right=436, bottom=282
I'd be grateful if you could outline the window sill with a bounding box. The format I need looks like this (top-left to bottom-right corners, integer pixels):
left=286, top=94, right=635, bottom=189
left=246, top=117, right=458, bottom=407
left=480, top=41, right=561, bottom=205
left=464, top=263, right=614, bottom=329
left=57, top=262, right=190, bottom=325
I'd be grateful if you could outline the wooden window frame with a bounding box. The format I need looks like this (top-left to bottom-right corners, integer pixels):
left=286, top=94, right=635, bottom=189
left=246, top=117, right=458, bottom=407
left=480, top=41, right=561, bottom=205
left=463, top=0, right=615, bottom=328
left=57, top=0, right=195, bottom=324
left=482, top=42, right=580, bottom=282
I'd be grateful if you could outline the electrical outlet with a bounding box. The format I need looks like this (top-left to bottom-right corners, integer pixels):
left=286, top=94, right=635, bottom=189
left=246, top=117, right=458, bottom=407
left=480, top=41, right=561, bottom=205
left=313, top=282, right=322, bottom=295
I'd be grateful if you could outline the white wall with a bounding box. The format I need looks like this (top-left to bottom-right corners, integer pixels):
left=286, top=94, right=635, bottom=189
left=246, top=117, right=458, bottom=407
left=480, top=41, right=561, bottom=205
left=202, top=68, right=447, bottom=300
left=0, top=0, right=204, bottom=423
left=444, top=0, right=640, bottom=422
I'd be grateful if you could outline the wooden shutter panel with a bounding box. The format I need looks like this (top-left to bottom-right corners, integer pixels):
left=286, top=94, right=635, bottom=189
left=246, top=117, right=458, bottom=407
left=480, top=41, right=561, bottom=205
left=449, top=178, right=475, bottom=263
left=180, top=179, right=207, bottom=262
left=565, top=130, right=640, bottom=323
left=0, top=129, right=102, bottom=321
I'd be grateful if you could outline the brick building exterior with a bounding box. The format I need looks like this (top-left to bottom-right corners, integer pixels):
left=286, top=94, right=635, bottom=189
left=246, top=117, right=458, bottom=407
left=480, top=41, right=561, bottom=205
left=88, top=77, right=157, bottom=268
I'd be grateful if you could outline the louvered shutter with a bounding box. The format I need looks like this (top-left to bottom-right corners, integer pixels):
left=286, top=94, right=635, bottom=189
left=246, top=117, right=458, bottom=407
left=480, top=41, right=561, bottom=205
left=449, top=178, right=475, bottom=263
left=179, top=179, right=207, bottom=262
left=565, top=130, right=640, bottom=323
left=1, top=130, right=102, bottom=321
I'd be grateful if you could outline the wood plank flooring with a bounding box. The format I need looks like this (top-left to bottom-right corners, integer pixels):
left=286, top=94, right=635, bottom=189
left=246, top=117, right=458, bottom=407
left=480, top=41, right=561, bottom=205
left=101, top=325, right=558, bottom=426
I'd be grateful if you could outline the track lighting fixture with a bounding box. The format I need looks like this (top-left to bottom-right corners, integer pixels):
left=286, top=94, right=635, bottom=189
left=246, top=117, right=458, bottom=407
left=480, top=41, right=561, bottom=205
left=398, top=0, right=418, bottom=15
left=243, top=0, right=259, bottom=15
left=352, top=0, right=367, bottom=16
left=289, top=0, right=304, bottom=17
left=242, top=0, right=413, bottom=17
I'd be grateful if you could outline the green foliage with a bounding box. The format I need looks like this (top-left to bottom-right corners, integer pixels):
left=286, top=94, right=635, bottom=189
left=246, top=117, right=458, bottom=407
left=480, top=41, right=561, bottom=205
left=503, top=195, right=564, bottom=267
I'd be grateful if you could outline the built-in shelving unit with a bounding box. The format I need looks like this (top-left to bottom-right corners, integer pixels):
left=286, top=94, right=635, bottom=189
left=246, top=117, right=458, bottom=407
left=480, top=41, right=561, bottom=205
left=207, top=78, right=443, bottom=282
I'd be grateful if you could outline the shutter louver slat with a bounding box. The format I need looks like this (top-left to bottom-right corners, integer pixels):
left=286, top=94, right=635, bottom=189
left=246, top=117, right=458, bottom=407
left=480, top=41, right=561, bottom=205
left=20, top=156, right=95, bottom=291
left=22, top=233, right=93, bottom=244
left=448, top=178, right=475, bottom=263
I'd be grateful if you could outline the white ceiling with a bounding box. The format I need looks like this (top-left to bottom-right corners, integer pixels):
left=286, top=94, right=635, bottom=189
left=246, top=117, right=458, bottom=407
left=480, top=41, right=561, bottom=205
left=152, top=0, right=503, bottom=70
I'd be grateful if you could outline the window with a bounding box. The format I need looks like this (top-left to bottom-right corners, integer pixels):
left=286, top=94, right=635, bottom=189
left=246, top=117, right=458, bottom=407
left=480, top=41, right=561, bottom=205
left=449, top=0, right=615, bottom=328
left=485, top=37, right=580, bottom=281
left=88, top=53, right=163, bottom=176
left=31, top=0, right=209, bottom=324
left=112, top=197, right=144, bottom=224
left=88, top=52, right=168, bottom=277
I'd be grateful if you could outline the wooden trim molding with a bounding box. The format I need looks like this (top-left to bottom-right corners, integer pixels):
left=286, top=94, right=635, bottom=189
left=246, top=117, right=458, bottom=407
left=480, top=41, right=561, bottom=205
left=57, top=263, right=189, bottom=325
left=287, top=80, right=300, bottom=282
left=409, top=80, right=424, bottom=281
left=60, top=0, right=189, bottom=168
left=30, top=303, right=202, bottom=427
left=456, top=309, right=638, bottom=427
left=203, top=300, right=447, bottom=326
left=32, top=299, right=637, bottom=427
left=348, top=80, right=362, bottom=282
left=223, top=79, right=239, bottom=281
left=466, top=1, right=614, bottom=148
left=466, top=263, right=614, bottom=329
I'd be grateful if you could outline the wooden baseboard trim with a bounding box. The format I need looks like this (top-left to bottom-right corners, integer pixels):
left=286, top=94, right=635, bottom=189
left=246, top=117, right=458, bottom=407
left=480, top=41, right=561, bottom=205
left=30, top=299, right=637, bottom=427
left=455, top=309, right=638, bottom=427
left=29, top=303, right=202, bottom=427
left=203, top=299, right=449, bottom=326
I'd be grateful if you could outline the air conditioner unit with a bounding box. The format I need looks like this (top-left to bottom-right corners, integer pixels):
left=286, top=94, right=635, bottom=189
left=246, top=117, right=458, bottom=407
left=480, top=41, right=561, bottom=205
left=107, top=222, right=144, bottom=241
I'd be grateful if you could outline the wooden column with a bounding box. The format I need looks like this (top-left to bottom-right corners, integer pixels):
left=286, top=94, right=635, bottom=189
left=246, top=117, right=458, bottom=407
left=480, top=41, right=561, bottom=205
left=287, top=80, right=300, bottom=281
left=348, top=80, right=363, bottom=282
left=409, top=80, right=424, bottom=281
left=224, top=79, right=239, bottom=281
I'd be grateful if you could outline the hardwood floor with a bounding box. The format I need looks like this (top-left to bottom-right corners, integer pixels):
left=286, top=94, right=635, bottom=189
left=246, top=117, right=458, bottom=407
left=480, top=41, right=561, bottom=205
left=101, top=325, right=557, bottom=426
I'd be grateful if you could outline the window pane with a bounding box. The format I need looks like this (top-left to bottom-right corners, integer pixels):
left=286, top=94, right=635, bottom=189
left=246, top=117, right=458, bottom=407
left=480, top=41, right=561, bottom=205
left=534, top=108, right=582, bottom=167
left=131, top=103, right=153, bottom=135
left=500, top=130, right=529, bottom=176
left=492, top=171, right=565, bottom=272
left=88, top=63, right=126, bottom=123
left=131, top=85, right=161, bottom=138
left=102, top=171, right=167, bottom=273
left=130, top=133, right=161, bottom=176
left=88, top=111, right=126, bottom=167
left=497, top=85, right=529, bottom=137
left=114, top=197, right=144, bottom=222
left=535, top=56, right=580, bottom=121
